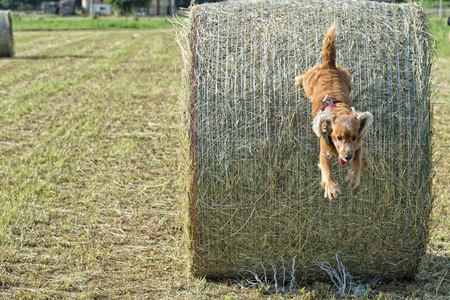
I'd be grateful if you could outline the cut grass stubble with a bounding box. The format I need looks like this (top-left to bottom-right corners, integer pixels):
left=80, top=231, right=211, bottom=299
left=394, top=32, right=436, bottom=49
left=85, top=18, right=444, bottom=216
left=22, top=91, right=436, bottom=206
left=12, top=15, right=174, bottom=31
left=0, top=19, right=448, bottom=300
left=0, top=30, right=184, bottom=298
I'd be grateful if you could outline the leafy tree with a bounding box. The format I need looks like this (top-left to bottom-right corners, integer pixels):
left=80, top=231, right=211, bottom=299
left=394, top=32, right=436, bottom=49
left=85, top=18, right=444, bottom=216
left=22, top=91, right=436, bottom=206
left=0, top=0, right=68, bottom=10
left=0, top=0, right=19, bottom=10
left=109, top=0, right=151, bottom=14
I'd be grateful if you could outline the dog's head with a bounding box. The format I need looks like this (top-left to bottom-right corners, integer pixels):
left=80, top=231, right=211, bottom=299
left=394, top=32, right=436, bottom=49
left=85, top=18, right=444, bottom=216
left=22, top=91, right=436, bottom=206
left=313, top=108, right=373, bottom=166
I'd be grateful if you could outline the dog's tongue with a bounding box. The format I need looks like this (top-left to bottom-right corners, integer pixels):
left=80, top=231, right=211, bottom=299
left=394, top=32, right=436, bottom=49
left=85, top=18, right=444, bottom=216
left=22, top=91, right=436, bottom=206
left=340, top=158, right=349, bottom=166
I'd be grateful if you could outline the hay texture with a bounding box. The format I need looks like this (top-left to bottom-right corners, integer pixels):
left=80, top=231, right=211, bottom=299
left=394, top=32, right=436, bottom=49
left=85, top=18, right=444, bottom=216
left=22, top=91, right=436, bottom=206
left=0, top=10, right=13, bottom=58
left=177, top=0, right=434, bottom=281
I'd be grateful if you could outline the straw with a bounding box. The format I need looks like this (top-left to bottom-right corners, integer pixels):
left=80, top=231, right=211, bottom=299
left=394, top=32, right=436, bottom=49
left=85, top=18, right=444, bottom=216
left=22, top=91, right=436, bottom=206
left=176, top=0, right=435, bottom=281
left=0, top=10, right=14, bottom=58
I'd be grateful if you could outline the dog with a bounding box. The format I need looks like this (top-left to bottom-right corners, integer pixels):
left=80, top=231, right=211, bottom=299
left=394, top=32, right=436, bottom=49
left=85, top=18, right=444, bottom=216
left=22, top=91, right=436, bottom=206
left=295, top=21, right=373, bottom=200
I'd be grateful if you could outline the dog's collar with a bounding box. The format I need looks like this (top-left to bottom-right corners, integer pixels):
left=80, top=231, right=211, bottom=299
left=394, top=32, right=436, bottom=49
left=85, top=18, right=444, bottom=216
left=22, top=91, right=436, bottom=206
left=319, top=95, right=340, bottom=146
left=319, top=94, right=342, bottom=112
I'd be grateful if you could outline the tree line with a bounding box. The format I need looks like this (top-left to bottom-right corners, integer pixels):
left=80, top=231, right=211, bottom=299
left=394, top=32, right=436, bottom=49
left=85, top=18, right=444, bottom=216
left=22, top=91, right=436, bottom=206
left=108, top=0, right=226, bottom=15
left=0, top=0, right=85, bottom=10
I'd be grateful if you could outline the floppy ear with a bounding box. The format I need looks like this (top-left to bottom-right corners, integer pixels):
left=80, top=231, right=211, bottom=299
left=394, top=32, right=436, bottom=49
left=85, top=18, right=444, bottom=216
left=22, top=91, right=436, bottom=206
left=312, top=111, right=333, bottom=138
left=357, top=111, right=373, bottom=138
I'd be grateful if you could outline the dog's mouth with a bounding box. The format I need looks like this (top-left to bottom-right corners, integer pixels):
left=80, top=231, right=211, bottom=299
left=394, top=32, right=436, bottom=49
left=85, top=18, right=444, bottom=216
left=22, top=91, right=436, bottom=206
left=339, top=157, right=350, bottom=166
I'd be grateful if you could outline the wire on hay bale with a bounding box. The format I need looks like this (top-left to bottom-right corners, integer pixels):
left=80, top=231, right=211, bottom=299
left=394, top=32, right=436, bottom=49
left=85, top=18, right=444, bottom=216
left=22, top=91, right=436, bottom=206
left=0, top=10, right=13, bottom=58
left=176, top=0, right=435, bottom=282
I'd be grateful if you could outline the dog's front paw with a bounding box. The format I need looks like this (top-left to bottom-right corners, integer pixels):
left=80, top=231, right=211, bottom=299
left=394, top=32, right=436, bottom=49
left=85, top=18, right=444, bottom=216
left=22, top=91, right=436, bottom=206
left=346, top=172, right=360, bottom=189
left=322, top=181, right=341, bottom=200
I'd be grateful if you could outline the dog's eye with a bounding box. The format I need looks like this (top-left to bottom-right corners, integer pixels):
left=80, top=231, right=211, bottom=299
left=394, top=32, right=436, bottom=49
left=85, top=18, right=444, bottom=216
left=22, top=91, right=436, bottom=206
left=352, top=135, right=357, bottom=141
left=337, top=136, right=343, bottom=141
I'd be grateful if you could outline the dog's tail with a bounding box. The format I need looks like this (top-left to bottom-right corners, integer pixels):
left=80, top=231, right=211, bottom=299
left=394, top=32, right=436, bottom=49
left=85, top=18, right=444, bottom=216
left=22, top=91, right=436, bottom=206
left=321, top=21, right=337, bottom=68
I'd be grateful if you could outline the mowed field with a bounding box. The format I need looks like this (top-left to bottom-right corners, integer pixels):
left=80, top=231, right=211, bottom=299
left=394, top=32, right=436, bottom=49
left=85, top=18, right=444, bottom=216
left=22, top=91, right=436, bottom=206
left=0, top=29, right=193, bottom=298
left=0, top=20, right=448, bottom=299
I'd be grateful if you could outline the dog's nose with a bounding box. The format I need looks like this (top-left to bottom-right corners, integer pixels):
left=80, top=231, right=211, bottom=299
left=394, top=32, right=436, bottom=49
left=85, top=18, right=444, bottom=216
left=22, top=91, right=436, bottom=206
left=345, top=154, right=353, bottom=161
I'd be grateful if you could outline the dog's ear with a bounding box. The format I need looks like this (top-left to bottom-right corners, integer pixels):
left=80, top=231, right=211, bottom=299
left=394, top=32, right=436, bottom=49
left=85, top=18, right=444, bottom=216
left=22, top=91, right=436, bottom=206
left=312, top=111, right=333, bottom=138
left=356, top=111, right=373, bottom=138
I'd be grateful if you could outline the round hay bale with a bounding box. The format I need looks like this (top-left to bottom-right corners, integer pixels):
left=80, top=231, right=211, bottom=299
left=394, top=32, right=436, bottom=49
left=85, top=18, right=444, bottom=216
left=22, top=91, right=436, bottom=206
left=0, top=10, right=13, bottom=58
left=177, top=0, right=435, bottom=281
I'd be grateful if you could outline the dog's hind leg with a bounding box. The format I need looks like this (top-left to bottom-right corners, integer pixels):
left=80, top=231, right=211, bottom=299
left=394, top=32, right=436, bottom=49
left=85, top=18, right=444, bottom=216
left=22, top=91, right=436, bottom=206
left=360, top=148, right=369, bottom=172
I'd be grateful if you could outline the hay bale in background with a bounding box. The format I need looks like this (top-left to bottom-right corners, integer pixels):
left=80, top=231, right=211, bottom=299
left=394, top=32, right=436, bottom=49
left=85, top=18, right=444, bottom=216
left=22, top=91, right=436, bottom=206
left=177, top=0, right=435, bottom=281
left=42, top=1, right=59, bottom=15
left=59, top=0, right=75, bottom=16
left=0, top=10, right=13, bottom=58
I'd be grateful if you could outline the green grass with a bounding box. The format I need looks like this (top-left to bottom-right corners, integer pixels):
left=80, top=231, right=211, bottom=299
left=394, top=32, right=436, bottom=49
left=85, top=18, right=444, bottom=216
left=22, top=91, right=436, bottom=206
left=428, top=17, right=450, bottom=273
left=428, top=18, right=450, bottom=58
left=0, top=17, right=448, bottom=300
left=12, top=14, right=174, bottom=31
left=423, top=0, right=450, bottom=9
left=0, top=30, right=182, bottom=298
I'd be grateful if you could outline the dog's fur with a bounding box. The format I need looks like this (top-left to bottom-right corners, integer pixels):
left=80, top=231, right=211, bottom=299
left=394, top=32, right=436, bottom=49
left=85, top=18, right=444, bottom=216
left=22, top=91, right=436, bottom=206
left=295, top=21, right=373, bottom=200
